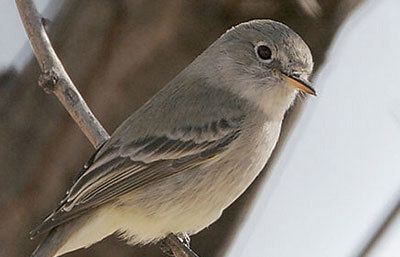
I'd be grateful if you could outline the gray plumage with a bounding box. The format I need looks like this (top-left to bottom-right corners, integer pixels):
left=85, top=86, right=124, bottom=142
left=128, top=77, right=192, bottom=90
left=31, top=19, right=314, bottom=257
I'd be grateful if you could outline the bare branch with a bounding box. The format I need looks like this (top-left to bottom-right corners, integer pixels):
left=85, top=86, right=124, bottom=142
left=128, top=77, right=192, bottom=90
left=15, top=0, right=197, bottom=256
left=355, top=196, right=400, bottom=257
left=15, top=0, right=109, bottom=148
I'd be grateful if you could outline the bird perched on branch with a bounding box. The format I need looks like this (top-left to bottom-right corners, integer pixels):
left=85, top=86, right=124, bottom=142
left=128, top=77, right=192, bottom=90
left=31, top=19, right=315, bottom=257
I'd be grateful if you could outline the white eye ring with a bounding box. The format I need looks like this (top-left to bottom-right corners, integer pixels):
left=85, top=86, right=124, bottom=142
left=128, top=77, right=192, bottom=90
left=255, top=42, right=273, bottom=63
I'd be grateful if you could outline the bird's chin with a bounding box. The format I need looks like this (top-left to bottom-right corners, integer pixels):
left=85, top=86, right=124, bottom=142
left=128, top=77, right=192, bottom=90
left=281, top=86, right=298, bottom=111
left=245, top=84, right=296, bottom=119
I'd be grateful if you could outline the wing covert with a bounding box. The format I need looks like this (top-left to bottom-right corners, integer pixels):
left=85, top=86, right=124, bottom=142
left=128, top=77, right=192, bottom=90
left=31, top=116, right=243, bottom=236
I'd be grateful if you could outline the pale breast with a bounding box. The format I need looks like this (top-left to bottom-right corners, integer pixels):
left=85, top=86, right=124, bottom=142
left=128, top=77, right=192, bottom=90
left=203, top=118, right=282, bottom=211
left=114, top=116, right=282, bottom=241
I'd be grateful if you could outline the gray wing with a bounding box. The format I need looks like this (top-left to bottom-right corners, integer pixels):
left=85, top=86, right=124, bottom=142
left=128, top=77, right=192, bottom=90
left=31, top=117, right=243, bottom=236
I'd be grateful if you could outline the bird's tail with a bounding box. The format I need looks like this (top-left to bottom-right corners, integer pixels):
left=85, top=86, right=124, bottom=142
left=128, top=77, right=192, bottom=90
left=30, top=221, right=77, bottom=257
left=31, top=207, right=119, bottom=257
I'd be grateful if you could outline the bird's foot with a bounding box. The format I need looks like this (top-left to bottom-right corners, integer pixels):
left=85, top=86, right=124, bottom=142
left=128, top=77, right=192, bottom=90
left=176, top=233, right=191, bottom=248
left=159, top=233, right=199, bottom=257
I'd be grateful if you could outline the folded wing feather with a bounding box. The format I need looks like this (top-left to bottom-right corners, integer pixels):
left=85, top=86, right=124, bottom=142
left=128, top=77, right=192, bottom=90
left=30, top=116, right=243, bottom=237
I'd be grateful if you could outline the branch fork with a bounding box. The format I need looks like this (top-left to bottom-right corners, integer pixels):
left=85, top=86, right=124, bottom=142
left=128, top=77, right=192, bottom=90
left=15, top=0, right=199, bottom=256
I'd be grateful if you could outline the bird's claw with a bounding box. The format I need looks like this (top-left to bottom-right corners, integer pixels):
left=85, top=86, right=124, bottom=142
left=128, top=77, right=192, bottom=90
left=159, top=233, right=192, bottom=257
left=176, top=233, right=191, bottom=248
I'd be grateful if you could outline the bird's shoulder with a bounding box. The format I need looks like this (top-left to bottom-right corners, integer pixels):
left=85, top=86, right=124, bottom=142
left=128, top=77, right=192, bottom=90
left=103, top=75, right=252, bottom=151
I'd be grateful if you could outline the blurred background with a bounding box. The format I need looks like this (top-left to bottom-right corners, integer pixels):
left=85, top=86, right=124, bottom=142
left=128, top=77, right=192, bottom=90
left=1, top=0, right=399, bottom=257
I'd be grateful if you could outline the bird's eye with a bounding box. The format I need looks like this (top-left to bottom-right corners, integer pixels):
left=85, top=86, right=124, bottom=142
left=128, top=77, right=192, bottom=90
left=256, top=45, right=272, bottom=61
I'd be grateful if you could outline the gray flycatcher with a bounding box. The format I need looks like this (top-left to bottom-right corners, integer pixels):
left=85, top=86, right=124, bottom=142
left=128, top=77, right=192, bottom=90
left=30, top=19, right=315, bottom=257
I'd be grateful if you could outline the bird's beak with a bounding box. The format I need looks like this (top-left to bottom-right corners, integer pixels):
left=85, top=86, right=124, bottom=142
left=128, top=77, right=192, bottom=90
left=282, top=72, right=316, bottom=96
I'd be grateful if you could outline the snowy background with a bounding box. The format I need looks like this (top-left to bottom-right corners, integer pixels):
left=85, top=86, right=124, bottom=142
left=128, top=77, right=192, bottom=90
left=227, top=0, right=400, bottom=256
left=1, top=0, right=399, bottom=256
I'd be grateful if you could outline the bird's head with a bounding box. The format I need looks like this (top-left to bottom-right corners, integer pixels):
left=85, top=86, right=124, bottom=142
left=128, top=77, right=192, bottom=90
left=200, top=19, right=315, bottom=117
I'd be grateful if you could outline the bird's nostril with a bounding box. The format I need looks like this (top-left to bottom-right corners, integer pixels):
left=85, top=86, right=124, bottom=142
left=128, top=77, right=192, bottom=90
left=291, top=71, right=302, bottom=78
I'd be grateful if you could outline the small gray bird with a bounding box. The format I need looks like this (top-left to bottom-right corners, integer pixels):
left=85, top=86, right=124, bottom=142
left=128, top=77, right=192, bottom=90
left=31, top=19, right=315, bottom=257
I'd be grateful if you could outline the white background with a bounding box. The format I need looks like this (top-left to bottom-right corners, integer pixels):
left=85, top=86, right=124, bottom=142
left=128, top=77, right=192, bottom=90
left=1, top=0, right=399, bottom=257
left=227, top=0, right=400, bottom=256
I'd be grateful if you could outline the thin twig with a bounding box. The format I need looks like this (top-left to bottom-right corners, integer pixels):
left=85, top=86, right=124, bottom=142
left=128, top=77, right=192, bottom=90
left=15, top=0, right=196, bottom=256
left=15, top=0, right=109, bottom=148
left=355, top=196, right=400, bottom=257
